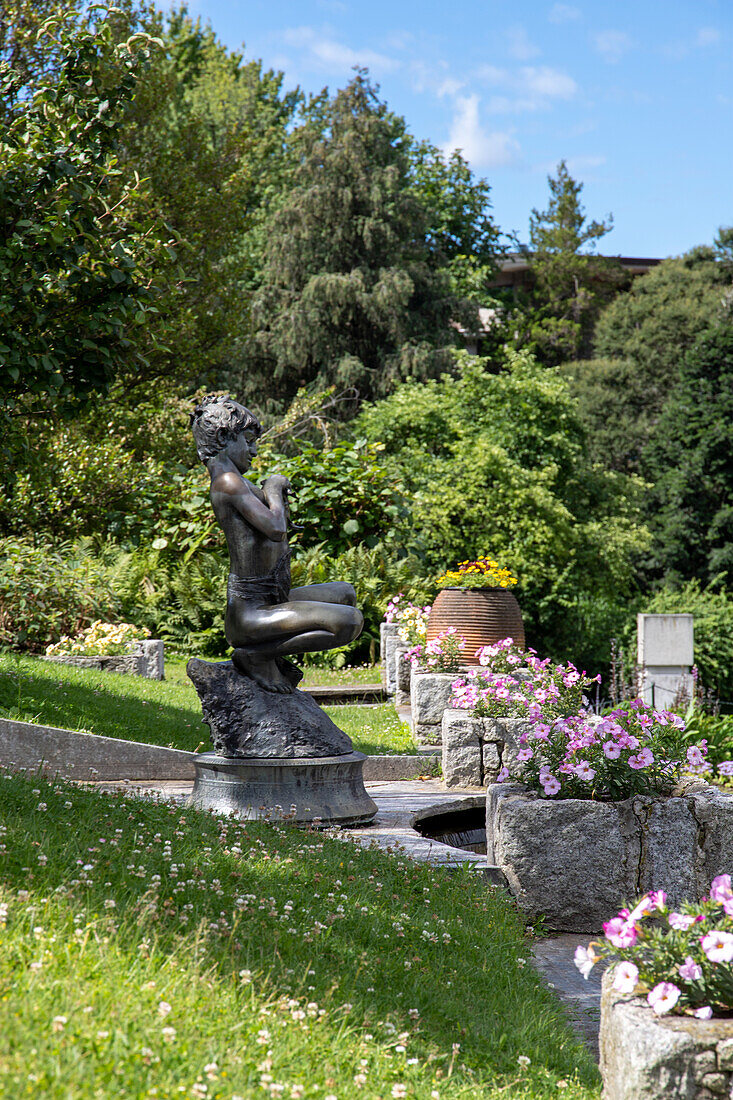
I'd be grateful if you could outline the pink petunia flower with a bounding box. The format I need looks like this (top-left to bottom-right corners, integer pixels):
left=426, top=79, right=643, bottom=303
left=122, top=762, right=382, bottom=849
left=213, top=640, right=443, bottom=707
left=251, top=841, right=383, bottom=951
left=678, top=957, right=703, bottom=981
left=710, top=875, right=733, bottom=903
left=612, top=961, right=639, bottom=994
left=541, top=776, right=561, bottom=797
left=669, top=912, right=696, bottom=931
left=647, top=982, right=681, bottom=1015
left=603, top=741, right=622, bottom=760
left=516, top=747, right=533, bottom=762
left=687, top=746, right=706, bottom=767
left=603, top=917, right=638, bottom=948
left=694, top=1005, right=713, bottom=1019
left=574, top=943, right=601, bottom=979
left=701, top=931, right=733, bottom=962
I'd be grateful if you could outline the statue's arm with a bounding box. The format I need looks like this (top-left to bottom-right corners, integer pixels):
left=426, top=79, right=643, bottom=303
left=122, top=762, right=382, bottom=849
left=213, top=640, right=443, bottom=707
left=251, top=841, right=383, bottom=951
left=211, top=472, right=288, bottom=542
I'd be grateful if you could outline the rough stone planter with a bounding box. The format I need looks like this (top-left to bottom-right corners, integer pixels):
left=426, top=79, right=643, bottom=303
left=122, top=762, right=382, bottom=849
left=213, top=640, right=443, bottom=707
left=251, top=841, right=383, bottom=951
left=486, top=781, right=733, bottom=933
left=394, top=646, right=412, bottom=706
left=44, top=639, right=165, bottom=680
left=600, top=969, right=733, bottom=1100
left=442, top=713, right=532, bottom=787
left=380, top=622, right=399, bottom=685
left=410, top=669, right=471, bottom=744
left=383, top=629, right=401, bottom=695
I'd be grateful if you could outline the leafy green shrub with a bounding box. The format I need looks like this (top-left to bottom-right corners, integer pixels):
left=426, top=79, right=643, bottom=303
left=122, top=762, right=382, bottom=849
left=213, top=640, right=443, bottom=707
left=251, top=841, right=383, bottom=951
left=268, top=439, right=407, bottom=556
left=110, top=546, right=228, bottom=657
left=291, top=542, right=433, bottom=664
left=0, top=538, right=119, bottom=651
left=680, top=709, right=733, bottom=768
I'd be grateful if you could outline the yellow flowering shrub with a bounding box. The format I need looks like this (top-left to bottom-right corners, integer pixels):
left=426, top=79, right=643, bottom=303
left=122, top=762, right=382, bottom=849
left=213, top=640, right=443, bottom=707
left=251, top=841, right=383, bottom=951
left=436, top=557, right=518, bottom=590
left=46, top=620, right=150, bottom=657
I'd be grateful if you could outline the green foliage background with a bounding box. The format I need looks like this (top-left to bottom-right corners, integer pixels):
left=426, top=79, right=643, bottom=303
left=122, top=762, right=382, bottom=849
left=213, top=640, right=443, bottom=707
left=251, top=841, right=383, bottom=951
left=1, top=4, right=732, bottom=701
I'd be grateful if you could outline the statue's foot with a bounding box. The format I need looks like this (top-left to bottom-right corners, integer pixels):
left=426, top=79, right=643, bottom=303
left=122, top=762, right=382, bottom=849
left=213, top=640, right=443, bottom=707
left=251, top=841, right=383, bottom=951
left=232, top=650, right=294, bottom=693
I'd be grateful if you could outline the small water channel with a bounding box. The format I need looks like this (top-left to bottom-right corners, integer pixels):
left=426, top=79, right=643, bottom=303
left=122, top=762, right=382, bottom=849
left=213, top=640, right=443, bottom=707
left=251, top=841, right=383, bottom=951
left=412, top=797, right=487, bottom=855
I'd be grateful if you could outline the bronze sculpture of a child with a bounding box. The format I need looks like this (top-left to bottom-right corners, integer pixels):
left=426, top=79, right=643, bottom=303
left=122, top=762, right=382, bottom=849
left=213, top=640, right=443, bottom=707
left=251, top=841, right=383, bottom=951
left=190, top=394, right=363, bottom=693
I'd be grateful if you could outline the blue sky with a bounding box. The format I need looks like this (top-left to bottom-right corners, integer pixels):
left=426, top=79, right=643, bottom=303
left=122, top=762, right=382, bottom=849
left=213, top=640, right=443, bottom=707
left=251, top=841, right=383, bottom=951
left=179, top=0, right=732, bottom=258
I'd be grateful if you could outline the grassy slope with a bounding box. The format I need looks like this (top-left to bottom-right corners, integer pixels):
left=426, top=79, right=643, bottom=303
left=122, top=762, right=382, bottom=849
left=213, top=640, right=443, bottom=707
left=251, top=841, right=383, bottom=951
left=0, top=654, right=415, bottom=756
left=0, top=767, right=600, bottom=1098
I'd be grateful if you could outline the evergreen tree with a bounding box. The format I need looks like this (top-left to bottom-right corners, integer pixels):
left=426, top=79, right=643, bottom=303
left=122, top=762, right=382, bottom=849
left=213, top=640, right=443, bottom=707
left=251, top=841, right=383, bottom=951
left=518, top=161, right=627, bottom=366
left=245, top=73, right=488, bottom=411
left=644, top=325, right=733, bottom=587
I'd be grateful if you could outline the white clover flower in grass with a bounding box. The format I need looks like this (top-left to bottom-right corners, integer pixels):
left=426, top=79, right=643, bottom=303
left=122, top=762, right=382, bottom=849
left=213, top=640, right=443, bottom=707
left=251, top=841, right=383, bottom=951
left=517, top=1055, right=531, bottom=1067
left=51, top=1016, right=67, bottom=1032
left=157, top=1001, right=172, bottom=1017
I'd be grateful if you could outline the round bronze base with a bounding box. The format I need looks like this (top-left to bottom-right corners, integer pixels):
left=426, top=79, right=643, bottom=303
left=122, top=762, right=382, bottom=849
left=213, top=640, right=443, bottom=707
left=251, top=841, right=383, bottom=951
left=190, top=751, right=378, bottom=826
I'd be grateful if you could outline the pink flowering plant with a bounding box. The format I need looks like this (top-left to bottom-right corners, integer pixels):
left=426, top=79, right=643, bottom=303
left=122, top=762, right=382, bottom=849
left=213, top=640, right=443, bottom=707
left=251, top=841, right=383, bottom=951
left=405, top=627, right=464, bottom=673
left=575, top=876, right=733, bottom=1019
left=451, top=650, right=597, bottom=725
left=501, top=701, right=703, bottom=802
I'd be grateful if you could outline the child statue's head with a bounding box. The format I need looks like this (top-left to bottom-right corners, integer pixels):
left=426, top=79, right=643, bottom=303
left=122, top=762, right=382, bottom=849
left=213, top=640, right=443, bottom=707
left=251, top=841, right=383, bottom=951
left=190, top=394, right=261, bottom=463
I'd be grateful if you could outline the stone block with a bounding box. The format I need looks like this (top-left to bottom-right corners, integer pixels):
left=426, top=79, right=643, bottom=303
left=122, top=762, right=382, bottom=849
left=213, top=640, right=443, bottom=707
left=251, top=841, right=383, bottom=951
left=481, top=716, right=533, bottom=771
left=717, top=1037, right=733, bottom=1070
left=380, top=621, right=398, bottom=666
left=394, top=646, right=412, bottom=706
left=600, top=970, right=733, bottom=1100
left=0, top=716, right=195, bottom=781
left=638, top=613, right=694, bottom=667
left=384, top=632, right=400, bottom=694
left=442, top=711, right=482, bottom=787
left=487, top=781, right=733, bottom=933
left=412, top=670, right=472, bottom=742
left=139, top=639, right=165, bottom=679
left=637, top=796, right=697, bottom=907
left=691, top=787, right=733, bottom=894
left=488, top=787, right=639, bottom=931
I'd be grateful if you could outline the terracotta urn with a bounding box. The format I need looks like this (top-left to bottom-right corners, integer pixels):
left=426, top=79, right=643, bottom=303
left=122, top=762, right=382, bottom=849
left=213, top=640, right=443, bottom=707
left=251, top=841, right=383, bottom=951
left=425, top=587, right=525, bottom=663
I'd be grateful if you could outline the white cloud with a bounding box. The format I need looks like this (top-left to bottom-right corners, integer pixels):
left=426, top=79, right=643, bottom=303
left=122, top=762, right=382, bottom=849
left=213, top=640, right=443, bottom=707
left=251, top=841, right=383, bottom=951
left=474, top=64, right=577, bottom=113
left=549, top=4, right=582, bottom=23
left=475, top=64, right=507, bottom=85
left=282, top=26, right=399, bottom=74
left=437, top=77, right=464, bottom=98
left=521, top=66, right=577, bottom=99
left=443, top=95, right=521, bottom=168
left=506, top=25, right=540, bottom=61
left=697, top=27, right=721, bottom=47
left=592, top=30, right=634, bottom=63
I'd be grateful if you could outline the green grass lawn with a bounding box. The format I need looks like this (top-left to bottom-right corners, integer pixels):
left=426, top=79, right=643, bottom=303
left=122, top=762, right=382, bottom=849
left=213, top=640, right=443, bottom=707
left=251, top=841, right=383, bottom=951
left=164, top=658, right=382, bottom=690
left=0, top=654, right=414, bottom=756
left=0, top=766, right=600, bottom=1098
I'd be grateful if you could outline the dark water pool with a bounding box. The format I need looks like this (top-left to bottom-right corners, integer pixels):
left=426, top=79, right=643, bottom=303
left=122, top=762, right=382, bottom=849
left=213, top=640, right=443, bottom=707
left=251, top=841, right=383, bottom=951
left=412, top=799, right=487, bottom=855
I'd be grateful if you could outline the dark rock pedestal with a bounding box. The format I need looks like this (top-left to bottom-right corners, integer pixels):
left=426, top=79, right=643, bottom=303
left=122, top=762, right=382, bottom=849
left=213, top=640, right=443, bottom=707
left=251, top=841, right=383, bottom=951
left=190, top=751, right=378, bottom=826
left=187, top=658, right=377, bottom=826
